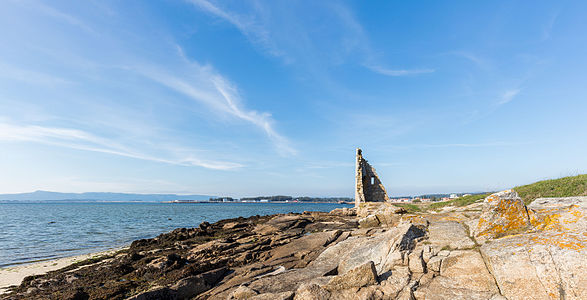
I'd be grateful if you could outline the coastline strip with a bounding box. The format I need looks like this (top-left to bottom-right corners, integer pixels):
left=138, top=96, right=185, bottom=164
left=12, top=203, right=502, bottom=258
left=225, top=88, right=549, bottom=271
left=0, top=247, right=127, bottom=294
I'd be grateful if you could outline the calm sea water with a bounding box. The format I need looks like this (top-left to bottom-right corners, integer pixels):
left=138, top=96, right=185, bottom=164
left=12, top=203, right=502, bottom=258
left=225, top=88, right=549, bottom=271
left=0, top=202, right=349, bottom=268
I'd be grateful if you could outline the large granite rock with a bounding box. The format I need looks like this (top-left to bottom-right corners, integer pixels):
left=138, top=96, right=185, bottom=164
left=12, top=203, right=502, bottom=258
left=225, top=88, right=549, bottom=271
left=415, top=250, right=500, bottom=299
left=293, top=283, right=330, bottom=300
left=473, top=190, right=531, bottom=243
left=428, top=221, right=475, bottom=250
left=245, top=224, right=424, bottom=294
left=356, top=202, right=403, bottom=226
left=325, top=261, right=378, bottom=290
left=479, top=196, right=587, bottom=300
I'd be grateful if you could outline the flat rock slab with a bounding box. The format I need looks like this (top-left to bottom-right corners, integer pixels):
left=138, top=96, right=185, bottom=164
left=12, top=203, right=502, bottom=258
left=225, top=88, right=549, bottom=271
left=481, top=232, right=587, bottom=299
left=246, top=224, right=423, bottom=294
left=416, top=250, right=499, bottom=299
left=325, top=261, right=378, bottom=291
left=428, top=221, right=475, bottom=250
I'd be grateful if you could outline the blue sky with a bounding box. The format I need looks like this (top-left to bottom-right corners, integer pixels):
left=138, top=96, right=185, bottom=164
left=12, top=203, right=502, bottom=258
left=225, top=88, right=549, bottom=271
left=1, top=0, right=586, bottom=197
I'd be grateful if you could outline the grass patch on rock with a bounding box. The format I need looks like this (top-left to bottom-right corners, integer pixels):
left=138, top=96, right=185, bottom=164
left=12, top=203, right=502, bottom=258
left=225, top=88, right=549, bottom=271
left=394, top=203, right=422, bottom=213
left=394, top=193, right=490, bottom=213
left=427, top=193, right=490, bottom=211
left=514, top=174, right=587, bottom=205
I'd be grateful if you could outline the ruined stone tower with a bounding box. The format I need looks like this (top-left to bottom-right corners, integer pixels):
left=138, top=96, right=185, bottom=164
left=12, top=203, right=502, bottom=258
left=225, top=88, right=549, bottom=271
left=355, top=148, right=390, bottom=207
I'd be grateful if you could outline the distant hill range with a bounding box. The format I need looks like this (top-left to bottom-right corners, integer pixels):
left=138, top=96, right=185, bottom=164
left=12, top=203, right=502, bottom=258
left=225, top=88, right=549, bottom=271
left=0, top=190, right=212, bottom=202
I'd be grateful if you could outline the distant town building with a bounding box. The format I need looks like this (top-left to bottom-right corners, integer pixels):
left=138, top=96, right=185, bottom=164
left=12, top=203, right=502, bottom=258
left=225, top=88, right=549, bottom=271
left=209, top=197, right=235, bottom=202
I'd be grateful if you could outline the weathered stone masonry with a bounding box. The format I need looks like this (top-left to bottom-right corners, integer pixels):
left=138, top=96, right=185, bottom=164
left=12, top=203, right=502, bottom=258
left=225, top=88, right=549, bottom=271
left=355, top=148, right=390, bottom=207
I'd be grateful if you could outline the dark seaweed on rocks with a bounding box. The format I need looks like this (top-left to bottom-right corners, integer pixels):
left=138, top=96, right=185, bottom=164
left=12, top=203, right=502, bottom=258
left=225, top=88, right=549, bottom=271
left=1, top=212, right=357, bottom=300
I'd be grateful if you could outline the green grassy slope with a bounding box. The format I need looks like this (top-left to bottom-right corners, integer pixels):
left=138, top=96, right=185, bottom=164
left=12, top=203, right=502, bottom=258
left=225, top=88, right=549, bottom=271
left=394, top=174, right=587, bottom=213
left=394, top=193, right=490, bottom=213
left=427, top=193, right=490, bottom=210
left=514, top=174, right=587, bottom=205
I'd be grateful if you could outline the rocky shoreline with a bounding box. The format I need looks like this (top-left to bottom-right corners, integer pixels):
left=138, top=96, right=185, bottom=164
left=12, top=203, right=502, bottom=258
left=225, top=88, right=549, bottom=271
left=1, top=191, right=585, bottom=300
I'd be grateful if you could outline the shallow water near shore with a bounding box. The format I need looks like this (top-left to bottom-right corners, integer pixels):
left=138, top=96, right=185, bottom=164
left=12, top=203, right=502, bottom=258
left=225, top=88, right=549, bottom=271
left=0, top=202, right=349, bottom=268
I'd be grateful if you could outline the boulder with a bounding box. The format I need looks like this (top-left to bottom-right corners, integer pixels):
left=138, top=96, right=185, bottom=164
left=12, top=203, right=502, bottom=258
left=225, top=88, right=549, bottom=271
left=254, top=215, right=312, bottom=235
left=417, top=250, right=499, bottom=299
left=223, top=222, right=247, bottom=230
left=327, top=288, right=360, bottom=300
left=426, top=256, right=442, bottom=273
left=329, top=207, right=356, bottom=216
left=439, top=250, right=498, bottom=292
left=187, top=239, right=238, bottom=261
left=126, top=286, right=176, bottom=300
left=228, top=285, right=259, bottom=299
left=293, top=283, right=330, bottom=300
left=379, top=266, right=411, bottom=298
left=170, top=267, right=227, bottom=299
left=333, top=224, right=424, bottom=275
left=268, top=230, right=341, bottom=263
left=325, top=261, right=378, bottom=290
left=527, top=196, right=587, bottom=233
left=400, top=215, right=429, bottom=231
left=251, top=291, right=295, bottom=300
left=246, top=224, right=423, bottom=294
left=414, top=276, right=499, bottom=300
left=356, top=202, right=403, bottom=226
left=479, top=197, right=587, bottom=300
left=428, top=221, right=475, bottom=250
left=358, top=215, right=380, bottom=228
left=408, top=248, right=425, bottom=273
left=474, top=190, right=531, bottom=243
left=422, top=245, right=434, bottom=263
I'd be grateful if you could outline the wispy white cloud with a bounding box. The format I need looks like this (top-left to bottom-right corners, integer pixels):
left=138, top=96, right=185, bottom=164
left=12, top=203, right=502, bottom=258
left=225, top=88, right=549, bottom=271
left=186, top=0, right=286, bottom=59
left=449, top=51, right=492, bottom=70
left=133, top=54, right=296, bottom=156
left=497, top=88, right=521, bottom=105
left=3, top=1, right=296, bottom=160
left=24, top=0, right=94, bottom=33
left=0, top=121, right=243, bottom=170
left=212, top=77, right=297, bottom=156
left=0, top=62, right=72, bottom=86
left=541, top=11, right=560, bottom=41
left=188, top=0, right=432, bottom=77
left=365, top=65, right=435, bottom=77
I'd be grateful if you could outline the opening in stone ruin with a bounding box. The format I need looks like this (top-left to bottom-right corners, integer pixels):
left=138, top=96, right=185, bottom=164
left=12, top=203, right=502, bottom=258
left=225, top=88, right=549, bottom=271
left=371, top=177, right=375, bottom=185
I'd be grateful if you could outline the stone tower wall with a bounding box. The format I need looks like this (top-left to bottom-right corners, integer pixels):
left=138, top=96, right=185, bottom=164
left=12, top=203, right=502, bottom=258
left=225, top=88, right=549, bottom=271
left=355, top=148, right=390, bottom=207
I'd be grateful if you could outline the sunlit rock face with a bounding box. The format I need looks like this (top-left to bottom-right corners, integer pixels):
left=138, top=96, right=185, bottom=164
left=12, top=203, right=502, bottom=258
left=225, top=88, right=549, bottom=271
left=473, top=190, right=532, bottom=243
left=478, top=195, right=587, bottom=300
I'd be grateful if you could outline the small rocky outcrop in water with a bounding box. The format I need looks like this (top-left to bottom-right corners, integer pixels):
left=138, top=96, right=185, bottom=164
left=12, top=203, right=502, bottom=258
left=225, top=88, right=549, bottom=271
left=2, top=192, right=586, bottom=300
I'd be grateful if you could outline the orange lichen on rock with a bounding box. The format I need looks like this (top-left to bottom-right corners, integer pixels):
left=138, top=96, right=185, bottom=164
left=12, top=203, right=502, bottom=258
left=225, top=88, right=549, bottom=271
left=525, top=201, right=586, bottom=251
left=474, top=191, right=531, bottom=240
left=400, top=215, right=428, bottom=229
left=440, top=216, right=463, bottom=222
left=529, top=232, right=586, bottom=251
left=530, top=205, right=583, bottom=233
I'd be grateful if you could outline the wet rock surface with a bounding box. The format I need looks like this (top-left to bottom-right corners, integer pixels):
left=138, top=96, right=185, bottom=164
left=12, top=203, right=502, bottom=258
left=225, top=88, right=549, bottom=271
left=2, top=193, right=586, bottom=300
